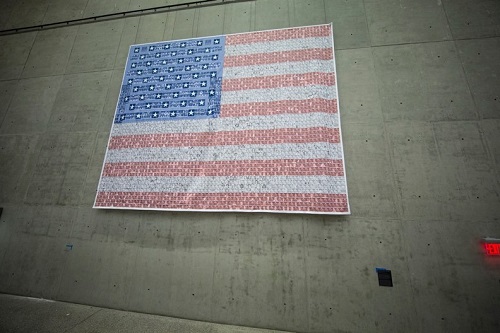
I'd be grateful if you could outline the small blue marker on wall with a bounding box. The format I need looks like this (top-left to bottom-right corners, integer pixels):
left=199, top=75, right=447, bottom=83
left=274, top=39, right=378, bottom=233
left=376, top=267, right=393, bottom=287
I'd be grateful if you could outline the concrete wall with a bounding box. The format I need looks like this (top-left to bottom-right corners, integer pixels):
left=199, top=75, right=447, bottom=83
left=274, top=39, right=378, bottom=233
left=1, top=0, right=499, bottom=332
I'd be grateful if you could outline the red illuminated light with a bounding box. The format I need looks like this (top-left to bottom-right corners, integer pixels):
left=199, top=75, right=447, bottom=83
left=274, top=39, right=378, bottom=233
left=484, top=243, right=500, bottom=256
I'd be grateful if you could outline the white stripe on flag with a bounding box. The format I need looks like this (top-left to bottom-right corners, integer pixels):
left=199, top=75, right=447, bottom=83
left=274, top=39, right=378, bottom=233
left=109, top=112, right=339, bottom=136
left=225, top=36, right=332, bottom=56
left=98, top=175, right=348, bottom=194
left=222, top=60, right=334, bottom=79
left=221, top=85, right=336, bottom=104
left=104, top=142, right=345, bottom=163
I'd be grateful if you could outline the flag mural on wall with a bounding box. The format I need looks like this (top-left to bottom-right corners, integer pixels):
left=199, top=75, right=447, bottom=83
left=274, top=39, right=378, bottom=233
left=94, top=24, right=350, bottom=214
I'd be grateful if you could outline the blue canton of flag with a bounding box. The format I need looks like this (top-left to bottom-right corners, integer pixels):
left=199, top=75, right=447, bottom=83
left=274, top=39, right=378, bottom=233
left=115, top=37, right=225, bottom=123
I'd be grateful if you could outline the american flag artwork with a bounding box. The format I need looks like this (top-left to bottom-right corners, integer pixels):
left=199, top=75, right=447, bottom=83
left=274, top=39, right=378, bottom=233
left=94, top=24, right=350, bottom=214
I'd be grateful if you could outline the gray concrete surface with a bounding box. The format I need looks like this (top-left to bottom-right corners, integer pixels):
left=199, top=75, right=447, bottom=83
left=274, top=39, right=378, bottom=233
left=0, top=293, right=290, bottom=333
left=0, top=0, right=499, bottom=332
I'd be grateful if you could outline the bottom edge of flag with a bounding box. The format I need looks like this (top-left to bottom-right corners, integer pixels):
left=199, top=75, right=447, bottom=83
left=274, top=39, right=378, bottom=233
left=92, top=205, right=351, bottom=216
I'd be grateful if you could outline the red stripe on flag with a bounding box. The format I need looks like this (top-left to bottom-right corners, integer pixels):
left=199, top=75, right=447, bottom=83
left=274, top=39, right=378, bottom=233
left=223, top=48, right=333, bottom=67
left=95, top=192, right=349, bottom=213
left=222, top=72, right=335, bottom=91
left=102, top=158, right=345, bottom=177
left=220, top=98, right=337, bottom=117
left=225, top=25, right=331, bottom=45
left=108, top=127, right=340, bottom=149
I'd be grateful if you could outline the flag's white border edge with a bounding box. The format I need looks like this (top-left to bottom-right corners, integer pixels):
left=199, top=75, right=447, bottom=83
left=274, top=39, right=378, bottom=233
left=93, top=23, right=352, bottom=215
left=93, top=205, right=351, bottom=216
left=329, top=22, right=351, bottom=215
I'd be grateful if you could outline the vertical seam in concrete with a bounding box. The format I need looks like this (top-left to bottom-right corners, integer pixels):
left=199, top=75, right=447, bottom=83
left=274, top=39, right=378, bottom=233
left=286, top=0, right=290, bottom=27
left=372, top=38, right=405, bottom=219
left=473, top=121, right=498, bottom=195
left=62, top=26, right=79, bottom=75
left=136, top=16, right=143, bottom=43
left=289, top=0, right=295, bottom=26
left=209, top=215, right=221, bottom=320
left=278, top=223, right=286, bottom=324
left=193, top=6, right=200, bottom=37
left=301, top=218, right=310, bottom=332
left=171, top=9, right=179, bottom=38
left=40, top=2, right=50, bottom=26
left=221, top=0, right=228, bottom=34
left=125, top=233, right=141, bottom=310
left=81, top=0, right=91, bottom=19
left=163, top=13, right=173, bottom=40
left=250, top=0, right=256, bottom=31
left=381, top=121, right=405, bottom=220
left=0, top=208, right=15, bottom=282
left=440, top=0, right=457, bottom=41
left=322, top=0, right=327, bottom=24
left=111, top=15, right=129, bottom=67
left=453, top=44, right=481, bottom=121
left=120, top=234, right=136, bottom=310
left=397, top=215, right=422, bottom=331
left=135, top=15, right=145, bottom=44
left=361, top=0, right=373, bottom=47
left=18, top=31, right=39, bottom=80
left=0, top=80, right=19, bottom=130
left=441, top=0, right=481, bottom=122
left=429, top=123, right=443, bottom=218
left=477, top=119, right=500, bottom=186
left=126, top=0, right=133, bottom=13
left=192, top=6, right=199, bottom=37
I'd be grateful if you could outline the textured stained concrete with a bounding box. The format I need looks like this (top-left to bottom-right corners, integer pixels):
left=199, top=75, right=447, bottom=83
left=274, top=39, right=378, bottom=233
left=0, top=0, right=500, bottom=332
